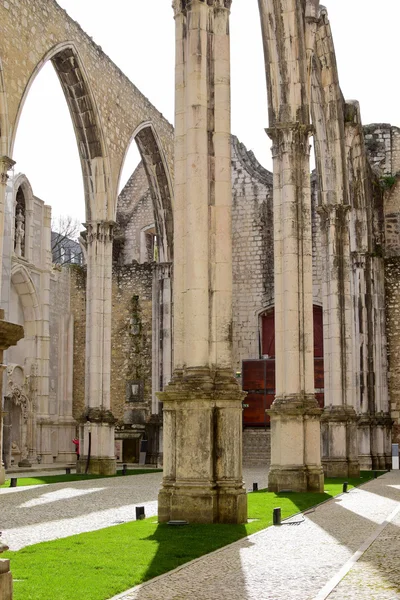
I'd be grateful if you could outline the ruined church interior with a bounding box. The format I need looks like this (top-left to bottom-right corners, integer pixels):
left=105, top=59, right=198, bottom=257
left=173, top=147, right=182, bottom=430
left=1, top=0, right=400, bottom=526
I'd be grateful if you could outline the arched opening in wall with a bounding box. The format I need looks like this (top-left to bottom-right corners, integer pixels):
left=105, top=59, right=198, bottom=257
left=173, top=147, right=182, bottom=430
left=117, top=123, right=173, bottom=265
left=12, top=60, right=84, bottom=233
left=242, top=305, right=324, bottom=427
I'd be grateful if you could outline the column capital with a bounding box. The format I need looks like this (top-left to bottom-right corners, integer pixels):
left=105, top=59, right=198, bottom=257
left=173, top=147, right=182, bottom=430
left=0, top=155, right=15, bottom=184
left=84, top=220, right=115, bottom=245
left=173, top=0, right=232, bottom=17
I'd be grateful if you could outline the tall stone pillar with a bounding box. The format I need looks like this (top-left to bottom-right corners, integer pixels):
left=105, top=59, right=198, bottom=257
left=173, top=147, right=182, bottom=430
left=318, top=204, right=359, bottom=477
left=77, top=221, right=116, bottom=475
left=158, top=0, right=247, bottom=524
left=0, top=157, right=15, bottom=287
left=259, top=0, right=324, bottom=492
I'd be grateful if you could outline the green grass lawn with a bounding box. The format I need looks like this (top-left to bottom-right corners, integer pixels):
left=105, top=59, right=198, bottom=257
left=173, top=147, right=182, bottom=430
left=0, top=469, right=162, bottom=488
left=3, top=472, right=383, bottom=600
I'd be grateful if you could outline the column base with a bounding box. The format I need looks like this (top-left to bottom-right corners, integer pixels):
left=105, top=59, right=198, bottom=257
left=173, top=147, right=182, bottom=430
left=158, top=482, right=247, bottom=524
left=0, top=559, right=13, bottom=600
left=17, top=459, right=32, bottom=468
left=322, top=458, right=360, bottom=479
left=76, top=457, right=116, bottom=476
left=268, top=465, right=324, bottom=493
left=321, top=406, right=360, bottom=478
left=157, top=367, right=248, bottom=524
left=268, top=394, right=324, bottom=493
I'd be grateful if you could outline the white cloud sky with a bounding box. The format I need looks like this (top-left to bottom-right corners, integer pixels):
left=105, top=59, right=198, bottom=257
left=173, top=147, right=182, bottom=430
left=12, top=0, right=400, bottom=224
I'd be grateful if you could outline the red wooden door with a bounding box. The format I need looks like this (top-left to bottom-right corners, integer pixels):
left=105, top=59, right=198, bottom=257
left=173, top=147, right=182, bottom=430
left=242, top=306, right=325, bottom=427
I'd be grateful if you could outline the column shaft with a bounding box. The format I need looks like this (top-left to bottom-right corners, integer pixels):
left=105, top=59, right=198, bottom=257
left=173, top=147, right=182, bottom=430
left=158, top=0, right=247, bottom=524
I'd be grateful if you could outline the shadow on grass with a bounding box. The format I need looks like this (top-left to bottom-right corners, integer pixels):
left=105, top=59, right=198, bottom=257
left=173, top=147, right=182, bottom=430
left=4, top=472, right=386, bottom=600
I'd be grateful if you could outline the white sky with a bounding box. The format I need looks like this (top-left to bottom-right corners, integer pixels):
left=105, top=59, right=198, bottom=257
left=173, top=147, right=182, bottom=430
left=12, top=0, right=400, bottom=224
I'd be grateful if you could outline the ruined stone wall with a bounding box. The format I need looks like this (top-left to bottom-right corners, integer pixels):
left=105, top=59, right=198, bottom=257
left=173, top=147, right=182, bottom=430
left=110, top=263, right=154, bottom=424
left=231, top=137, right=273, bottom=370
left=69, top=265, right=86, bottom=421
left=115, top=163, right=155, bottom=265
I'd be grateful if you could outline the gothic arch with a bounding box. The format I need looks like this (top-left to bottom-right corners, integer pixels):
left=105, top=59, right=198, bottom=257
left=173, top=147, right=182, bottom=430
left=119, top=121, right=174, bottom=263
left=11, top=263, right=41, bottom=337
left=11, top=42, right=112, bottom=222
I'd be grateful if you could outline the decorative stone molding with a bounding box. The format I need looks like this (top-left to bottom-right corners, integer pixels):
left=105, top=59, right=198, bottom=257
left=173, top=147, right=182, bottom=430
left=85, top=221, right=114, bottom=245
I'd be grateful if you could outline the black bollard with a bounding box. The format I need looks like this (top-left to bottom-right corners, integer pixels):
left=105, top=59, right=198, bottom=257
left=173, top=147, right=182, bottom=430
left=343, top=482, right=348, bottom=493
left=122, top=463, right=128, bottom=476
left=374, top=471, right=378, bottom=479
left=136, top=506, right=145, bottom=520
left=66, top=467, right=71, bottom=475
left=253, top=482, right=258, bottom=492
left=273, top=507, right=281, bottom=526
left=10, top=478, right=17, bottom=488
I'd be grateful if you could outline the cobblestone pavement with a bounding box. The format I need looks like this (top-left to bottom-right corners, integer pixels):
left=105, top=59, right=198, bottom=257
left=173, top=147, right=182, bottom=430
left=0, top=467, right=268, bottom=551
left=110, top=472, right=400, bottom=600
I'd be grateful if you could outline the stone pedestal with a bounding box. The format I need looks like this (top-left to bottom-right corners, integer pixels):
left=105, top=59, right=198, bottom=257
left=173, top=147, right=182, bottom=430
left=0, top=559, right=13, bottom=600
left=158, top=369, right=247, bottom=524
left=76, top=419, right=116, bottom=476
left=321, top=406, right=360, bottom=478
left=268, top=396, right=324, bottom=493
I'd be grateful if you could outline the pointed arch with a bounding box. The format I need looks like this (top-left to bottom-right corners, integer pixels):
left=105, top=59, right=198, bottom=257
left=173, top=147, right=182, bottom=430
left=11, top=264, right=41, bottom=337
left=119, top=121, right=174, bottom=263
left=11, top=42, right=112, bottom=222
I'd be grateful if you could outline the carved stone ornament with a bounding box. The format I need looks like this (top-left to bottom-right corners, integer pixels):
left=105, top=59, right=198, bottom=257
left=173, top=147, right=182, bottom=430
left=0, top=155, right=16, bottom=184
left=6, top=364, right=29, bottom=422
left=173, top=0, right=232, bottom=16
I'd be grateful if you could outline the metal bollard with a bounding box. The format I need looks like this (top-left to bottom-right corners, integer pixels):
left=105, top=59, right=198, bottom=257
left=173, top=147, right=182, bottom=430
left=343, top=482, right=348, bottom=493
left=66, top=467, right=71, bottom=475
left=10, top=478, right=17, bottom=488
left=136, top=506, right=145, bottom=520
left=273, top=507, right=281, bottom=526
left=253, top=482, right=258, bottom=492
left=374, top=471, right=378, bottom=479
left=122, top=463, right=128, bottom=476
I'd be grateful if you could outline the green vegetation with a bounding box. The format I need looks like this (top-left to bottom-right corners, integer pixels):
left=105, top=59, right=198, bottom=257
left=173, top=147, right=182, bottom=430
left=0, top=469, right=162, bottom=488
left=380, top=174, right=397, bottom=189
left=4, top=472, right=383, bottom=600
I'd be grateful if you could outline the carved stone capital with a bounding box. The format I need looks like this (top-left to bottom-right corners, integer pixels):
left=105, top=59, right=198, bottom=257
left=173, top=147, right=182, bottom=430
left=266, top=124, right=313, bottom=158
left=0, top=155, right=15, bottom=184
left=85, top=221, right=115, bottom=245
left=173, top=0, right=231, bottom=17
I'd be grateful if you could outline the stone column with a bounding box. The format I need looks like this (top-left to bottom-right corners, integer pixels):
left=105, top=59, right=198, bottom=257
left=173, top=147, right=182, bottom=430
left=77, top=221, right=116, bottom=475
left=0, top=157, right=15, bottom=288
left=259, top=0, right=324, bottom=493
left=318, top=203, right=359, bottom=478
left=158, top=0, right=247, bottom=524
left=0, top=310, right=24, bottom=484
